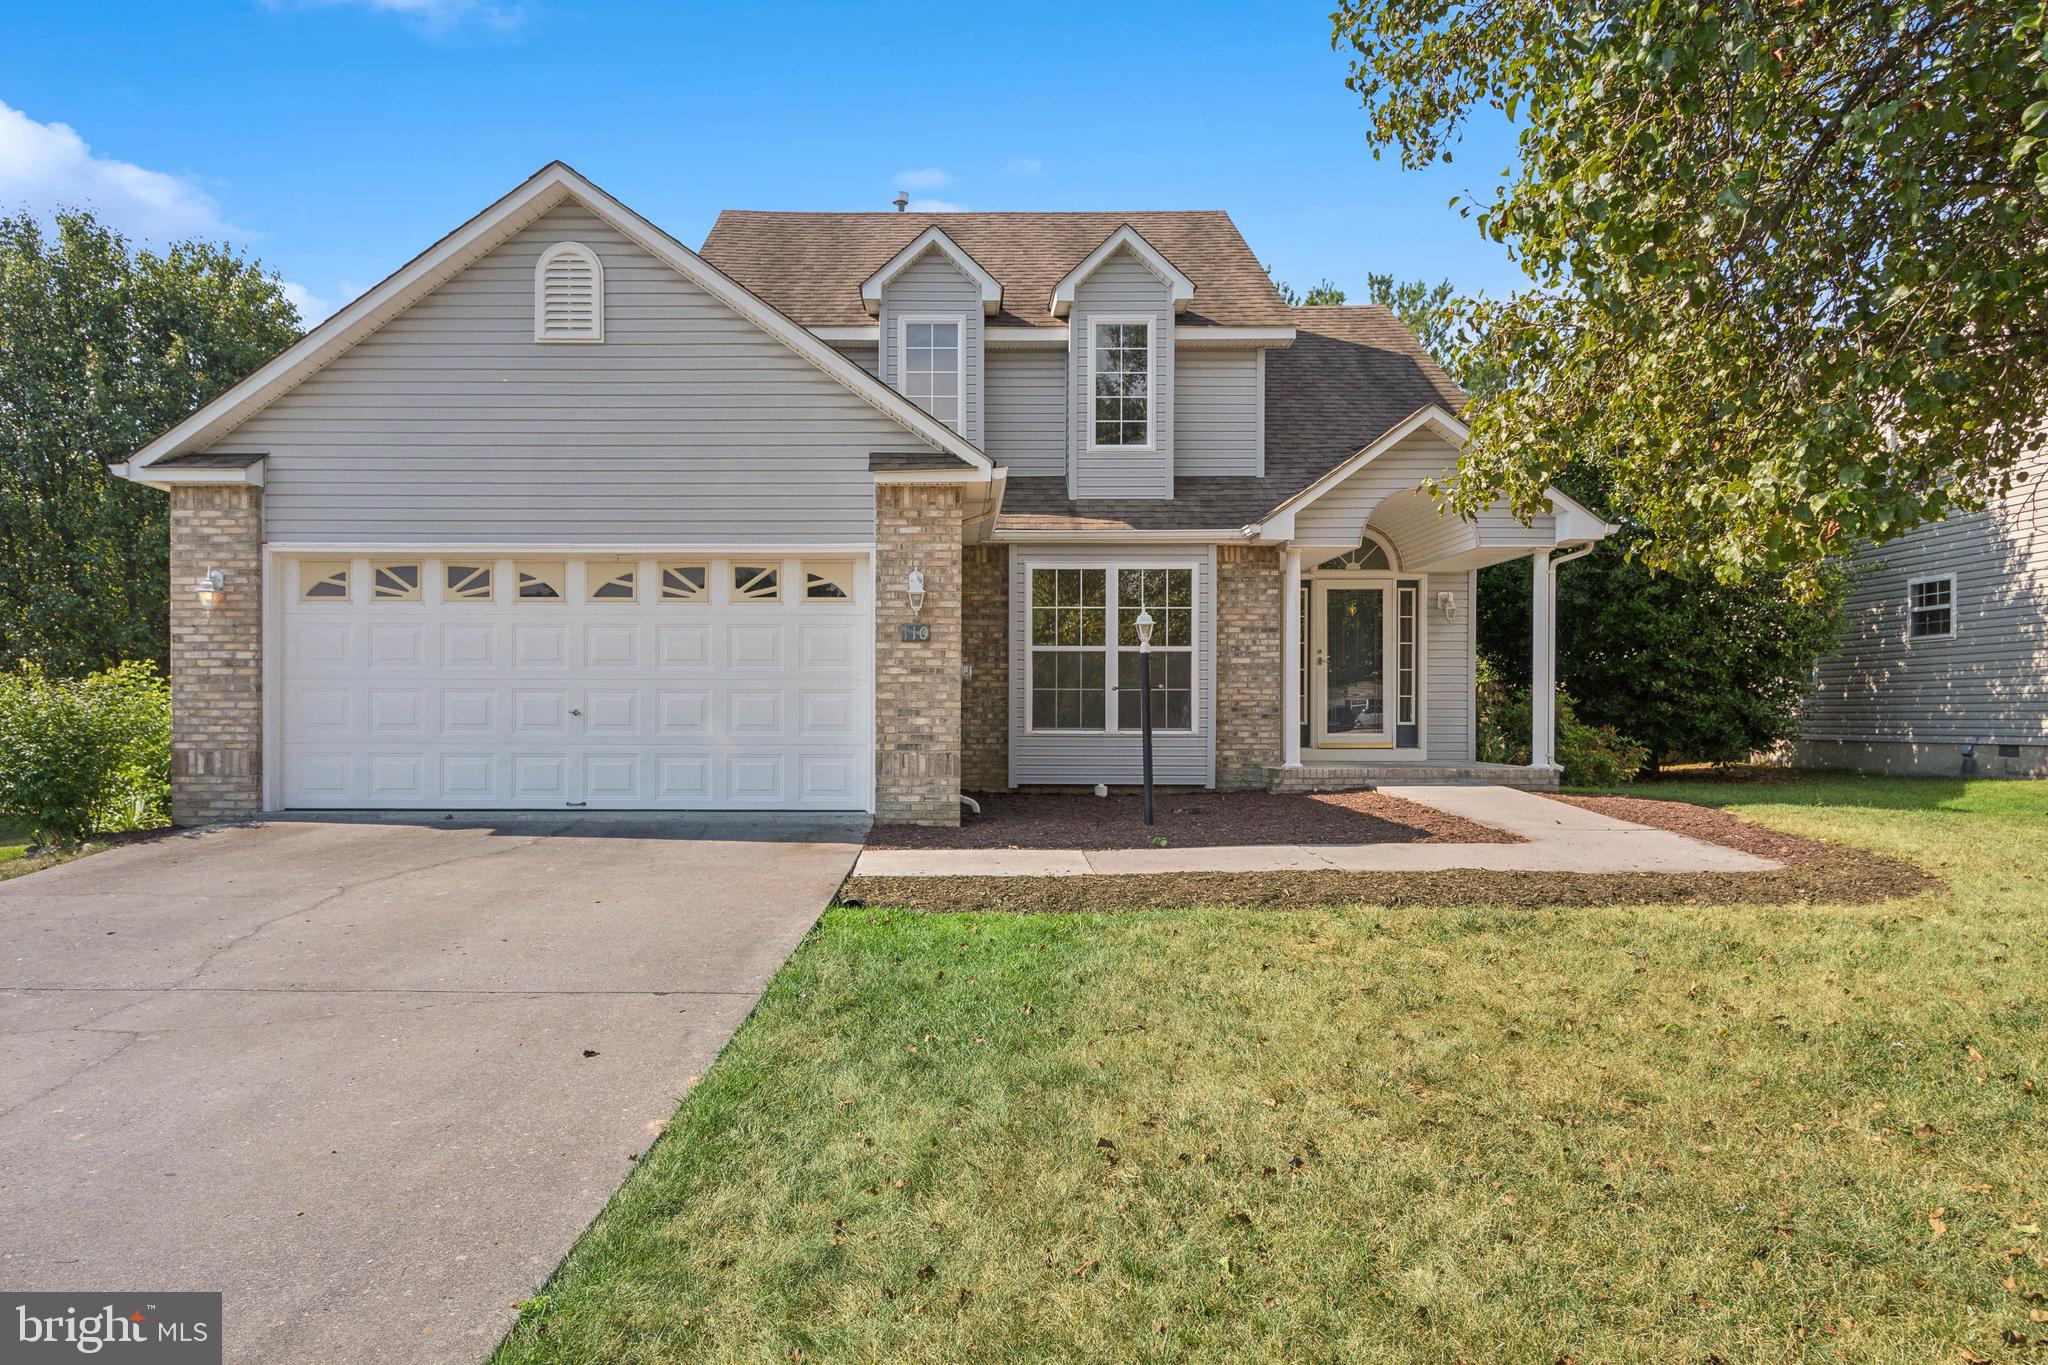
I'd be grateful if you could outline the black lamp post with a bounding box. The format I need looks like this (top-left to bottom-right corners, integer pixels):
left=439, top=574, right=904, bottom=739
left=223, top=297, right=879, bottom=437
left=1134, top=609, right=1156, bottom=825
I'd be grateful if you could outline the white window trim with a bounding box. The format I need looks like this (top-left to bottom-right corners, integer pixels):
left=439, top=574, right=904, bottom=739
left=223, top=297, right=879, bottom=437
left=1084, top=314, right=1157, bottom=454
left=1023, top=560, right=1200, bottom=737
left=894, top=313, right=966, bottom=434
left=1906, top=572, right=1958, bottom=640
left=533, top=241, right=604, bottom=344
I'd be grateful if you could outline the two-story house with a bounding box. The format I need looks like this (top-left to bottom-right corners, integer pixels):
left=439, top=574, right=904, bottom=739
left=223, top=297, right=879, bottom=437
left=118, top=162, right=1611, bottom=826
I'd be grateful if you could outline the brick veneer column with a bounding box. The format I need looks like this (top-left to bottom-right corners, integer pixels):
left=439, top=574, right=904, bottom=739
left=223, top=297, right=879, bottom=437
left=1214, top=544, right=1285, bottom=790
left=169, top=484, right=265, bottom=824
left=874, top=484, right=964, bottom=825
left=961, top=544, right=1011, bottom=792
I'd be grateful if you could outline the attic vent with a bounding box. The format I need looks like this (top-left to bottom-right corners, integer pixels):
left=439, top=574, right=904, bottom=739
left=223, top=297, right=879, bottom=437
left=534, top=241, right=603, bottom=342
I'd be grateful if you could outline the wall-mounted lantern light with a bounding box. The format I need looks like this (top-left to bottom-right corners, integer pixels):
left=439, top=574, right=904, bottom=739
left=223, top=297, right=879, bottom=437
left=1436, top=590, right=1456, bottom=620
left=196, top=569, right=226, bottom=611
left=906, top=569, right=926, bottom=615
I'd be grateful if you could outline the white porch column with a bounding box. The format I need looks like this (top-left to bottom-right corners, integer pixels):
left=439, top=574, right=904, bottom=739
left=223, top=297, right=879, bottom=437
left=1281, top=549, right=1303, bottom=767
left=1530, top=549, right=1556, bottom=769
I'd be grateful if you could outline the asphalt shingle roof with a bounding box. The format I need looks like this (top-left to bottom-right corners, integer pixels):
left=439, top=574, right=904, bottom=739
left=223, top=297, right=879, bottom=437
left=699, top=211, right=1291, bottom=330
left=995, top=305, right=1467, bottom=533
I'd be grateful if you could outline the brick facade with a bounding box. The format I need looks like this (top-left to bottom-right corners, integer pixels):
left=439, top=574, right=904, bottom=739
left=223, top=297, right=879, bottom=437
left=961, top=544, right=1011, bottom=792
left=874, top=484, right=964, bottom=825
left=1214, top=544, right=1285, bottom=790
left=169, top=484, right=264, bottom=824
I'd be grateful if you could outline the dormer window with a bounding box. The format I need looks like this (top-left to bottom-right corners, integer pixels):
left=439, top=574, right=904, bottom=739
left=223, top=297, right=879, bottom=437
left=534, top=241, right=603, bottom=342
left=898, top=316, right=963, bottom=431
left=1089, top=317, right=1151, bottom=449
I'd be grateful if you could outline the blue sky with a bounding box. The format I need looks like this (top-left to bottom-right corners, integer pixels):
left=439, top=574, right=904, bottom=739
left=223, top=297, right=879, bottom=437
left=0, top=0, right=1522, bottom=324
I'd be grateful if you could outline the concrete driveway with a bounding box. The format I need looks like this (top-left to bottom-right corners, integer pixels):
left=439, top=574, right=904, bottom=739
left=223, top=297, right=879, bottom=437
left=0, top=812, right=864, bottom=1363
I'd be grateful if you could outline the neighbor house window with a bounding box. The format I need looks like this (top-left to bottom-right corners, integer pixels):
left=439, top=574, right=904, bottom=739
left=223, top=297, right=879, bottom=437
left=1908, top=574, right=1956, bottom=639
left=1089, top=318, right=1151, bottom=449
left=899, top=318, right=962, bottom=430
left=1028, top=564, right=1197, bottom=733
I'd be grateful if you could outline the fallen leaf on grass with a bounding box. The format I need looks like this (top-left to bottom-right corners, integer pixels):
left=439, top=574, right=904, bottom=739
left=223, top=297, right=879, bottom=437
left=1930, top=1209, right=1948, bottom=1238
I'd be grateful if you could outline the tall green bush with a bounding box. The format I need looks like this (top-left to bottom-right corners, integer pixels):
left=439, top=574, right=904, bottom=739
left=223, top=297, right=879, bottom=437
left=0, top=661, right=171, bottom=845
left=1476, top=657, right=1649, bottom=788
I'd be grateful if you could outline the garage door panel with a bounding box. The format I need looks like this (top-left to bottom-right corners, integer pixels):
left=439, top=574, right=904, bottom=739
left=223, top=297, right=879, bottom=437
left=283, top=554, right=870, bottom=810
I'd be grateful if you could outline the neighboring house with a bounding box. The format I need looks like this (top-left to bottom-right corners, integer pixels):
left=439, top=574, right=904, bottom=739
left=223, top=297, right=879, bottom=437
left=117, top=163, right=1610, bottom=827
left=1793, top=448, right=2047, bottom=778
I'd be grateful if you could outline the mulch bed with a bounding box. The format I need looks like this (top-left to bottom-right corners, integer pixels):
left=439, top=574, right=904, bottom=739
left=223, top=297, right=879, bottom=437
left=843, top=795, right=1940, bottom=914
left=867, top=789, right=1519, bottom=850
left=1543, top=793, right=1832, bottom=863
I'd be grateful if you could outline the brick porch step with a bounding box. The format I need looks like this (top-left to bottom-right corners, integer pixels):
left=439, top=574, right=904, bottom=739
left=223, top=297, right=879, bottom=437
left=1267, top=763, right=1560, bottom=794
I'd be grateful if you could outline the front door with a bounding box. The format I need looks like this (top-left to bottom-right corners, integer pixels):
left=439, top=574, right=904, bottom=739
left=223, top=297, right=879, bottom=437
left=1311, top=578, right=1395, bottom=747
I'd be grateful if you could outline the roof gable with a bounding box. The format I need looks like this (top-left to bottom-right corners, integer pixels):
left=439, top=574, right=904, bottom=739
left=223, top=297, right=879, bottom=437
left=860, top=227, right=1001, bottom=317
left=123, top=163, right=990, bottom=475
left=1050, top=225, right=1194, bottom=319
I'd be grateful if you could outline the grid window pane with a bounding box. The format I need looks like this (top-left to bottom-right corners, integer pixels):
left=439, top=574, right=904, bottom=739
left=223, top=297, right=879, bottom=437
left=1908, top=577, right=1954, bottom=637
left=1091, top=320, right=1150, bottom=447
left=901, top=320, right=962, bottom=432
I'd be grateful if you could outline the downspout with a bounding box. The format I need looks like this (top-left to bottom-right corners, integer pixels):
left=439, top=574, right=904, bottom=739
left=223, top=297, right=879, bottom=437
left=1532, top=540, right=1598, bottom=772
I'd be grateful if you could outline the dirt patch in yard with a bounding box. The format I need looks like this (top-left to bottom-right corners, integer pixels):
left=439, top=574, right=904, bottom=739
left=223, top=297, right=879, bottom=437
left=1544, top=793, right=1832, bottom=863
left=840, top=844, right=1938, bottom=913
left=868, top=789, right=1519, bottom=850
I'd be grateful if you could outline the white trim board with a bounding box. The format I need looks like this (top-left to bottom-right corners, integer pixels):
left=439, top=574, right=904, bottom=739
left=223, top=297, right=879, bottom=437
left=120, top=162, right=995, bottom=478
left=1051, top=224, right=1195, bottom=319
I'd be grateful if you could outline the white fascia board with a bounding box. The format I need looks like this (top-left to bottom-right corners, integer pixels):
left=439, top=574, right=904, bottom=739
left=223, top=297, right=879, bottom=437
left=1243, top=404, right=1472, bottom=537
left=995, top=527, right=1245, bottom=544
left=870, top=468, right=986, bottom=485
left=859, top=226, right=1002, bottom=317
left=1050, top=225, right=1196, bottom=319
left=124, top=161, right=995, bottom=478
left=115, top=462, right=265, bottom=489
left=812, top=325, right=880, bottom=343
left=1543, top=487, right=1619, bottom=543
left=1175, top=325, right=1297, bottom=348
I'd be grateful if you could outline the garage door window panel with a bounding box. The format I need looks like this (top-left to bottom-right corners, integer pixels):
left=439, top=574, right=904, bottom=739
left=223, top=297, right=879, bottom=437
left=516, top=561, right=565, bottom=601
left=588, top=565, right=638, bottom=603
left=734, top=565, right=781, bottom=602
left=300, top=560, right=350, bottom=602
left=445, top=563, right=494, bottom=602
left=371, top=562, right=421, bottom=602
left=660, top=563, right=709, bottom=603
left=804, top=561, right=855, bottom=602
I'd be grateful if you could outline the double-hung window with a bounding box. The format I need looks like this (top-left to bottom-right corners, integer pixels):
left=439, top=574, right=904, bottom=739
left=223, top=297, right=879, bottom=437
left=1089, top=318, right=1151, bottom=449
left=899, top=317, right=963, bottom=431
left=1028, top=564, right=1196, bottom=732
left=1907, top=574, right=1956, bottom=639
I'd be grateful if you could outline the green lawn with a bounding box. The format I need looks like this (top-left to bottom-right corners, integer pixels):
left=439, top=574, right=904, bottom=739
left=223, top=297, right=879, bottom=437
left=496, top=776, right=2046, bottom=1364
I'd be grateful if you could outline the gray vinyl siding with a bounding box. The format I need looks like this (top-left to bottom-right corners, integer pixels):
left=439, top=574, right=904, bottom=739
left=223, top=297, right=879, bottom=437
left=1008, top=546, right=1217, bottom=787
left=1801, top=448, right=2048, bottom=745
left=1425, top=572, right=1474, bottom=760
left=836, top=343, right=880, bottom=378
left=223, top=203, right=934, bottom=544
left=1069, top=251, right=1174, bottom=499
left=1174, top=349, right=1263, bottom=476
left=985, top=349, right=1067, bottom=475
left=878, top=249, right=984, bottom=447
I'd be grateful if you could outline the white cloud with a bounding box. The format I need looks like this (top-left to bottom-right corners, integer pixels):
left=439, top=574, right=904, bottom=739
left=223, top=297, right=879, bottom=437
left=0, top=98, right=235, bottom=241
left=907, top=198, right=967, bottom=213
left=280, top=279, right=360, bottom=327
left=262, top=0, right=530, bottom=32
left=1002, top=157, right=1044, bottom=176
left=893, top=167, right=951, bottom=190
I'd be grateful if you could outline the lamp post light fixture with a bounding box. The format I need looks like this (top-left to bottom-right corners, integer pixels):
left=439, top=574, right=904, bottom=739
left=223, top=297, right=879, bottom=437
left=905, top=569, right=926, bottom=615
left=195, top=569, right=225, bottom=611
left=1133, top=608, right=1156, bottom=826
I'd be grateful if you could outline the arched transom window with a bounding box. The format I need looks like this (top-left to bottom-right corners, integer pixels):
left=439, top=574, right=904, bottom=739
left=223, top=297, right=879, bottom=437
left=1315, top=532, right=1396, bottom=572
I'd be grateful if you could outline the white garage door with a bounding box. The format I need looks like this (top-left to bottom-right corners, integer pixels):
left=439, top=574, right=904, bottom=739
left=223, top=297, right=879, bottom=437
left=280, top=554, right=871, bottom=810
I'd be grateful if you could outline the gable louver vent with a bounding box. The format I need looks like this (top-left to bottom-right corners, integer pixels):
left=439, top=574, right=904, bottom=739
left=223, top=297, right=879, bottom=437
left=534, top=241, right=604, bottom=342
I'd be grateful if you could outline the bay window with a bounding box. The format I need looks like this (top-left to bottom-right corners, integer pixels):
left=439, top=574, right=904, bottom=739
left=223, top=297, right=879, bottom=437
left=1028, top=564, right=1196, bottom=733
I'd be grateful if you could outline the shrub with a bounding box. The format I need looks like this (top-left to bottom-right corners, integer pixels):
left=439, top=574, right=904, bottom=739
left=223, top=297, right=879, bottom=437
left=1476, top=658, right=1649, bottom=787
left=0, top=661, right=171, bottom=846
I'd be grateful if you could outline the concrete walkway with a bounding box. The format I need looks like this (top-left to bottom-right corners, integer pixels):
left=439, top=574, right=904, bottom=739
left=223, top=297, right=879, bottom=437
left=852, top=785, right=1779, bottom=877
left=1, top=813, right=864, bottom=1364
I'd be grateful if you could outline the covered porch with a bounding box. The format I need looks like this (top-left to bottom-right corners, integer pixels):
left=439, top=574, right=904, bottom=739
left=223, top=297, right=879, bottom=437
left=1244, top=405, right=1615, bottom=791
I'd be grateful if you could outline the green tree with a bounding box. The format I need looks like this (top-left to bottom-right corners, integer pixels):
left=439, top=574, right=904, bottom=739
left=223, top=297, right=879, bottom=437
left=0, top=209, right=301, bottom=673
left=1477, top=535, right=1845, bottom=769
left=1263, top=265, right=1346, bottom=307
left=1334, top=0, right=2048, bottom=593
